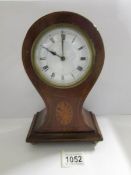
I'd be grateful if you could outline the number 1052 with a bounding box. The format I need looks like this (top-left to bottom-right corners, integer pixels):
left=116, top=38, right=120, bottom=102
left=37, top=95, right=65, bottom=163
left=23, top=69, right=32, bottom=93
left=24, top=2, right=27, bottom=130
left=65, top=155, right=83, bottom=163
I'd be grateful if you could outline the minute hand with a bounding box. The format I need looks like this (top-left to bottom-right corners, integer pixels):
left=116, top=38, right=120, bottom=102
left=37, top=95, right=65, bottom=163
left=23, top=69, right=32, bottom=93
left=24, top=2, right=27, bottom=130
left=42, top=46, right=62, bottom=59
left=61, top=32, right=65, bottom=57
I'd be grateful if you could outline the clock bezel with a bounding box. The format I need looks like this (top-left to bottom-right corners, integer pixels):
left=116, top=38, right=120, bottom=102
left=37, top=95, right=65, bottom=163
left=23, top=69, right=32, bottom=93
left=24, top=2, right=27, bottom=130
left=31, top=23, right=95, bottom=89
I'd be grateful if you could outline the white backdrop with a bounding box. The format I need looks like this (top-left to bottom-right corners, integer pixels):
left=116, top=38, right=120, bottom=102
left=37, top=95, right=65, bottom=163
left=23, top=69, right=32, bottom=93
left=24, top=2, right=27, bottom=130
left=0, top=0, right=131, bottom=118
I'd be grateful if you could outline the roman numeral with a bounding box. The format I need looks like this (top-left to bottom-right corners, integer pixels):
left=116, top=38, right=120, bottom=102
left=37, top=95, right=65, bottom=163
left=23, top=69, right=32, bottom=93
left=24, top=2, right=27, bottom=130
left=78, top=46, right=84, bottom=50
left=80, top=57, right=86, bottom=60
left=43, top=65, right=49, bottom=71
left=71, top=73, right=75, bottom=79
left=51, top=72, right=55, bottom=78
left=50, top=37, right=55, bottom=43
left=72, top=36, right=76, bottom=43
left=77, top=66, right=83, bottom=71
left=40, top=57, right=46, bottom=60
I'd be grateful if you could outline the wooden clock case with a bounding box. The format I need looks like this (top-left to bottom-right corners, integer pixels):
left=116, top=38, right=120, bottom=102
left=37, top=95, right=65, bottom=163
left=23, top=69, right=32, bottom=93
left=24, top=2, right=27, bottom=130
left=22, top=11, right=105, bottom=143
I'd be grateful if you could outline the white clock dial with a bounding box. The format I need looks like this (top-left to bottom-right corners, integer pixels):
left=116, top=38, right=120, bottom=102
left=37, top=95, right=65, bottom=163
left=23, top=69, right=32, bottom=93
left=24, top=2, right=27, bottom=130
left=31, top=24, right=94, bottom=88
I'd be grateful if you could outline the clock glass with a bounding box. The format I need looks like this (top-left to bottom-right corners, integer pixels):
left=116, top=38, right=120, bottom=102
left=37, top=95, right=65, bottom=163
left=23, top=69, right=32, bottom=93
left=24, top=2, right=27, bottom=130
left=31, top=24, right=95, bottom=88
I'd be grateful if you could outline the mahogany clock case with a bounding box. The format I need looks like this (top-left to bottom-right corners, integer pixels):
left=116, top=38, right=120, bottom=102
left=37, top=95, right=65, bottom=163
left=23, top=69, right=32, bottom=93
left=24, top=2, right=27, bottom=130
left=22, top=11, right=105, bottom=143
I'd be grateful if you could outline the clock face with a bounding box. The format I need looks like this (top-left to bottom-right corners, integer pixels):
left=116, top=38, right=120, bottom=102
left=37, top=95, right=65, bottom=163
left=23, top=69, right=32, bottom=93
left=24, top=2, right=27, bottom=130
left=31, top=24, right=95, bottom=88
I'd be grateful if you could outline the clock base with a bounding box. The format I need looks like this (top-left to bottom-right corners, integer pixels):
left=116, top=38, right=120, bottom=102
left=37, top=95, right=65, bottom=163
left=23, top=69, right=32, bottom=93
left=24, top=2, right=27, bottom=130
left=26, top=109, right=103, bottom=143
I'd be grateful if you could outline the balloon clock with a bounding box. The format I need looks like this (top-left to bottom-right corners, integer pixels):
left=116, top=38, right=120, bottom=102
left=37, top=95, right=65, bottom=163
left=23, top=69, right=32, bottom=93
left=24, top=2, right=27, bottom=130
left=22, top=11, right=105, bottom=143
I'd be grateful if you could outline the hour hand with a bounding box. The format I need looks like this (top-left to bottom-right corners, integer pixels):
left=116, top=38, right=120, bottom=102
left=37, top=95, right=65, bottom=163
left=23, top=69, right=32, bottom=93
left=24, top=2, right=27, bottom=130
left=42, top=46, right=65, bottom=60
left=42, top=46, right=57, bottom=56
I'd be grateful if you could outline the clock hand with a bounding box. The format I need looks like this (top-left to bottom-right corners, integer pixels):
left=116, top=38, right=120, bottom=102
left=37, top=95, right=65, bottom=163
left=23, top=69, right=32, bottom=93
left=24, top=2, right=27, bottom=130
left=43, top=46, right=65, bottom=61
left=61, top=31, right=65, bottom=61
left=42, top=46, right=60, bottom=57
left=61, top=32, right=64, bottom=56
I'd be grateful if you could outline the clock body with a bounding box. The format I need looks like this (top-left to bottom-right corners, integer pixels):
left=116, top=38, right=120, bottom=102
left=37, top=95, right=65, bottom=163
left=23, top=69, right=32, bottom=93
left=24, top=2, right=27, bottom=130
left=22, top=11, right=105, bottom=143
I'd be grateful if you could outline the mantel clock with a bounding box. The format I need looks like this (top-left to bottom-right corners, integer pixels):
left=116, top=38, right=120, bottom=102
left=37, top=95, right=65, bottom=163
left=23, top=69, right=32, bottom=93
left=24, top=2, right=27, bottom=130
left=22, top=11, right=105, bottom=143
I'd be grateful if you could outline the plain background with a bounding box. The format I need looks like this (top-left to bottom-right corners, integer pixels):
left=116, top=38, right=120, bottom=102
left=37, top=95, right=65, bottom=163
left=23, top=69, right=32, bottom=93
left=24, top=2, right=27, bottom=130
left=0, top=0, right=131, bottom=118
